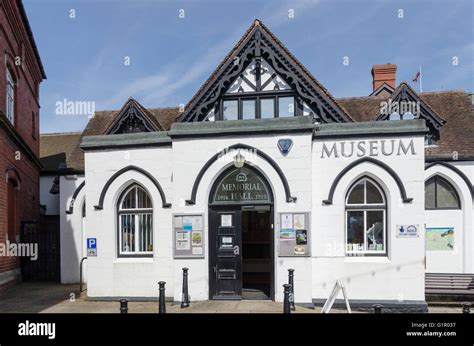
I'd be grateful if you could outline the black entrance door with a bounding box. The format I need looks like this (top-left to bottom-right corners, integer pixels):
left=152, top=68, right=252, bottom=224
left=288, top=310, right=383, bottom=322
left=208, top=165, right=274, bottom=300
left=209, top=207, right=242, bottom=299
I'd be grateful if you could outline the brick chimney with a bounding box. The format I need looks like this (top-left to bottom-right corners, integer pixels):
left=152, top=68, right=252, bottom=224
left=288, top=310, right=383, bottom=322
left=371, top=63, right=397, bottom=90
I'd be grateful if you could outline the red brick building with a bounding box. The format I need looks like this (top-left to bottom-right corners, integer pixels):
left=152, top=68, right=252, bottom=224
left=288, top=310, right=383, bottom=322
left=0, top=0, right=46, bottom=291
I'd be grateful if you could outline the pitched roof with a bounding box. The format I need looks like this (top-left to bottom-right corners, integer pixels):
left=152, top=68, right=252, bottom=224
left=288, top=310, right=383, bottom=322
left=420, top=90, right=474, bottom=158
left=180, top=19, right=353, bottom=123
left=337, top=96, right=384, bottom=122
left=105, top=97, right=163, bottom=133
left=379, top=82, right=446, bottom=128
left=39, top=132, right=82, bottom=172
left=62, top=106, right=181, bottom=171
left=336, top=89, right=474, bottom=158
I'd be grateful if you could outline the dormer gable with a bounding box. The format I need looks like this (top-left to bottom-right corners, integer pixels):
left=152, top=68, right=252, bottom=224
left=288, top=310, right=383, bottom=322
left=105, top=98, right=162, bottom=135
left=375, top=82, right=446, bottom=146
left=179, top=20, right=353, bottom=124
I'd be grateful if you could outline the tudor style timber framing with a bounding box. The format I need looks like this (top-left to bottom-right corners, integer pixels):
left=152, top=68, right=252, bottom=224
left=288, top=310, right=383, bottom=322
left=375, top=82, right=446, bottom=136
left=105, top=98, right=161, bottom=134
left=179, top=19, right=353, bottom=124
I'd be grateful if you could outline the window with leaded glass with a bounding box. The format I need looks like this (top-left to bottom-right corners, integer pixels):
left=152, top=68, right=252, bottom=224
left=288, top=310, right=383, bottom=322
left=425, top=176, right=460, bottom=209
left=346, top=178, right=387, bottom=256
left=118, top=185, right=153, bottom=256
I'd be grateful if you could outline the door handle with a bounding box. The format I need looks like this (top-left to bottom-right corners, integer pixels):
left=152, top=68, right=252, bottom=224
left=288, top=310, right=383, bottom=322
left=233, top=245, right=240, bottom=255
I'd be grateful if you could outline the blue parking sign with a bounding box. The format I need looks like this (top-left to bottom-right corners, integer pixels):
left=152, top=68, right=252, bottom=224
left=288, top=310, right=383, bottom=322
left=87, top=238, right=97, bottom=249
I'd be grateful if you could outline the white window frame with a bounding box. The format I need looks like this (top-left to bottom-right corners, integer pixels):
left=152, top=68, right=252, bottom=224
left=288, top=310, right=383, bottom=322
left=345, top=178, right=387, bottom=256
left=118, top=185, right=153, bottom=257
left=6, top=69, right=15, bottom=124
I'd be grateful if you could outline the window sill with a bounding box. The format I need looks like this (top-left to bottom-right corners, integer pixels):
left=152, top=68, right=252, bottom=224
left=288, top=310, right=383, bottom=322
left=344, top=256, right=390, bottom=264
left=113, top=257, right=154, bottom=264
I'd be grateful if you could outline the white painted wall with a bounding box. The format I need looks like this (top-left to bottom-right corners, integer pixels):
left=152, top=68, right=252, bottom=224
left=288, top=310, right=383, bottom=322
left=171, top=133, right=314, bottom=303
left=311, top=135, right=426, bottom=302
left=84, top=147, right=174, bottom=298
left=40, top=175, right=59, bottom=215
left=75, top=129, right=439, bottom=304
left=425, top=162, right=474, bottom=274
left=60, top=175, right=86, bottom=283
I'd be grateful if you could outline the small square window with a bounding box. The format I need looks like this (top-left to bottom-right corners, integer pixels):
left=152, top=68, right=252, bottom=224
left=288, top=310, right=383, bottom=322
left=278, top=97, right=294, bottom=117
left=223, top=100, right=238, bottom=120
left=260, top=99, right=274, bottom=119
left=242, top=100, right=255, bottom=120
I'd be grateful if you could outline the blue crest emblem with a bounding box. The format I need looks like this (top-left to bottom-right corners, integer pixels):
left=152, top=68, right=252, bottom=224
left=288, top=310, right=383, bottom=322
left=278, top=138, right=293, bottom=155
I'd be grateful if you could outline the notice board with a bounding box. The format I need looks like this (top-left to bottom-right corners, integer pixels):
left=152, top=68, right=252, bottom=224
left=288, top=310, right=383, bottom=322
left=278, top=212, right=311, bottom=257
left=173, top=214, right=205, bottom=258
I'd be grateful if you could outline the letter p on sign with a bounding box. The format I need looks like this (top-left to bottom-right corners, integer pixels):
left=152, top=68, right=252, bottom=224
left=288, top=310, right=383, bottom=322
left=87, top=238, right=97, bottom=256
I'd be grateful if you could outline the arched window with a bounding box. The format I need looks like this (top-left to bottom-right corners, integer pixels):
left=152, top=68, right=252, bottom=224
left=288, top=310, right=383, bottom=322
left=6, top=68, right=15, bottom=124
left=425, top=176, right=460, bottom=209
left=346, top=177, right=386, bottom=256
left=118, top=185, right=153, bottom=256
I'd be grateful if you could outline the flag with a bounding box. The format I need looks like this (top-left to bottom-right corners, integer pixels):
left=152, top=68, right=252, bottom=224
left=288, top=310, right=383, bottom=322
left=412, top=71, right=421, bottom=83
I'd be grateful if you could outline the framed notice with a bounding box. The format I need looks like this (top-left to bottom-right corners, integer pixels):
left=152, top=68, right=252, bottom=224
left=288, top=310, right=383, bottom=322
left=278, top=213, right=311, bottom=257
left=426, top=227, right=454, bottom=251
left=173, top=214, right=205, bottom=258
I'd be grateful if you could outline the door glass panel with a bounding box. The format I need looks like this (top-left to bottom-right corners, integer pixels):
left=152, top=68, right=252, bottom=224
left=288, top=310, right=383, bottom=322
left=221, top=214, right=233, bottom=227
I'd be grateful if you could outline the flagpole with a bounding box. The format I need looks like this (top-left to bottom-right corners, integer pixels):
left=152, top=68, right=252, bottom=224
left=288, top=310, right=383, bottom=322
left=419, top=65, right=423, bottom=93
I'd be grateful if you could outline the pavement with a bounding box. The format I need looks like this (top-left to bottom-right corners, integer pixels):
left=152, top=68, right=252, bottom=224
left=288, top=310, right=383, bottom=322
left=0, top=282, right=468, bottom=313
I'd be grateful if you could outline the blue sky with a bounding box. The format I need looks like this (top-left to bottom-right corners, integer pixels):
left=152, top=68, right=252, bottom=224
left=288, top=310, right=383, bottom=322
left=23, top=0, right=473, bottom=134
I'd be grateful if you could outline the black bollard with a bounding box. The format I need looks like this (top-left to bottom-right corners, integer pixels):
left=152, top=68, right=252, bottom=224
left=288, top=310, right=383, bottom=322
left=288, top=269, right=295, bottom=311
left=158, top=281, right=166, bottom=314
left=181, top=267, right=190, bottom=308
left=462, top=302, right=471, bottom=314
left=120, top=299, right=128, bottom=314
left=283, top=284, right=291, bottom=314
left=373, top=304, right=382, bottom=314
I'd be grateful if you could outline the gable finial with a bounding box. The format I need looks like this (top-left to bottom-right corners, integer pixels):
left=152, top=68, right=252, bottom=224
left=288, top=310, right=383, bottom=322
left=254, top=19, right=261, bottom=26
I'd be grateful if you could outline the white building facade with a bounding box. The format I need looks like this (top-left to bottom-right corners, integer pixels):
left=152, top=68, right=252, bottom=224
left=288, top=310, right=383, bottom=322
left=40, top=20, right=474, bottom=312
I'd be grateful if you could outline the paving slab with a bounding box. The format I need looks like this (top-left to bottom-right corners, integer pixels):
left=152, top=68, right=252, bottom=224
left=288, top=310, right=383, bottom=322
left=0, top=283, right=468, bottom=314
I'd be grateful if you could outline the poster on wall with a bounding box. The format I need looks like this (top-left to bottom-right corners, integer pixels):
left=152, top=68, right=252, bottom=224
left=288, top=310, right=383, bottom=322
left=281, top=214, right=293, bottom=229
left=174, top=214, right=205, bottom=258
left=278, top=213, right=310, bottom=257
left=293, top=214, right=305, bottom=230
left=192, top=231, right=203, bottom=246
left=176, top=230, right=191, bottom=250
left=221, top=214, right=232, bottom=227
left=296, top=230, right=307, bottom=245
left=426, top=227, right=454, bottom=251
left=280, top=229, right=295, bottom=241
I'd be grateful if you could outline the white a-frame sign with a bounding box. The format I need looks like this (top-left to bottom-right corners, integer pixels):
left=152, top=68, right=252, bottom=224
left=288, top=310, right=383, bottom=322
left=321, top=280, right=351, bottom=313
